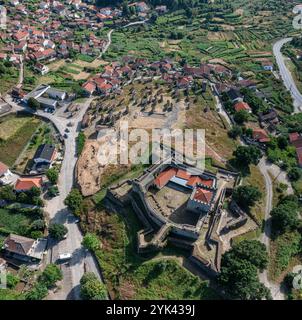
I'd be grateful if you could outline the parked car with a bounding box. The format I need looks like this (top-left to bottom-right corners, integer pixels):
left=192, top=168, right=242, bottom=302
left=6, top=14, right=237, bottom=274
left=58, top=253, right=72, bottom=262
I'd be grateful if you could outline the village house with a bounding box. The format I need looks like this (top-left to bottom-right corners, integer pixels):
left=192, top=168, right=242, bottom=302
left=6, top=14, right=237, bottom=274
left=14, top=177, right=43, bottom=192
left=253, top=128, right=270, bottom=144
left=34, top=62, right=49, bottom=75
left=2, top=234, right=47, bottom=263
left=289, top=133, right=302, bottom=167
left=227, top=88, right=243, bottom=103
left=234, top=101, right=252, bottom=113
left=0, top=161, right=13, bottom=185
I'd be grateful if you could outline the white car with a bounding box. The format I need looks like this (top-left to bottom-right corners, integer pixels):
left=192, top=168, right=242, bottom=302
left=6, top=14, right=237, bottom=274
left=58, top=253, right=72, bottom=261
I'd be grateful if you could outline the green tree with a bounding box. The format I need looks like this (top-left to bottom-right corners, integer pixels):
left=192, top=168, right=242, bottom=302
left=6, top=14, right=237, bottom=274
left=39, top=264, right=62, bottom=288
left=271, top=200, right=299, bottom=234
left=46, top=168, right=59, bottom=185
left=233, top=145, right=262, bottom=167
left=80, top=272, right=107, bottom=300
left=82, top=233, right=100, bottom=251
left=223, top=240, right=268, bottom=271
left=233, top=185, right=261, bottom=209
left=6, top=273, right=20, bottom=289
left=228, top=125, right=242, bottom=139
left=25, top=283, right=48, bottom=300
left=48, top=223, right=68, bottom=241
left=0, top=185, right=16, bottom=201
left=48, top=185, right=59, bottom=198
left=234, top=110, right=249, bottom=124
left=27, top=97, right=40, bottom=110
left=288, top=167, right=301, bottom=182
left=218, top=240, right=270, bottom=300
left=30, top=219, right=45, bottom=231
left=64, top=189, right=83, bottom=214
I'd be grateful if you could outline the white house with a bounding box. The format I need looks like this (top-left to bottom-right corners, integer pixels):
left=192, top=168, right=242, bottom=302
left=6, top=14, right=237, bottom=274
left=0, top=161, right=13, bottom=185
left=34, top=63, right=49, bottom=75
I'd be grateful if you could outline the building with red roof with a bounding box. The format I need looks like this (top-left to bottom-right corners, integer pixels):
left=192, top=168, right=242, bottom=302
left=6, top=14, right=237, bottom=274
left=234, top=101, right=251, bottom=113
left=253, top=129, right=270, bottom=143
left=289, top=132, right=302, bottom=167
left=15, top=177, right=43, bottom=192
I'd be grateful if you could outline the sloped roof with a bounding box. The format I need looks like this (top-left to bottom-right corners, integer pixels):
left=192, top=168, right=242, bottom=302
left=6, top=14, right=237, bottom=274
left=15, top=177, right=43, bottom=191
left=186, top=176, right=214, bottom=188
left=0, top=161, right=8, bottom=176
left=193, top=187, right=214, bottom=204
left=34, top=144, right=56, bottom=162
left=4, top=234, right=35, bottom=256
left=154, top=167, right=177, bottom=189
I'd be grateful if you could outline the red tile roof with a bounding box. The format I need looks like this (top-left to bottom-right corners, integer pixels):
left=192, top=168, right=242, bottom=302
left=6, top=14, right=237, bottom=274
left=0, top=161, right=8, bottom=176
left=82, top=81, right=96, bottom=94
left=175, top=169, right=191, bottom=180
left=15, top=177, right=43, bottom=191
left=253, top=129, right=270, bottom=143
left=154, top=168, right=177, bottom=188
left=289, top=132, right=300, bottom=143
left=296, top=147, right=302, bottom=167
left=193, top=187, right=214, bottom=204
left=234, top=102, right=251, bottom=112
left=186, top=176, right=214, bottom=188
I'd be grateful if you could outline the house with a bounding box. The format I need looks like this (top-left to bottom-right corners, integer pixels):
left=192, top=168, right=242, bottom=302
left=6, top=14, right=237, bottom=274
left=33, top=144, right=56, bottom=165
left=36, top=97, right=58, bottom=110
left=0, top=161, right=13, bottom=185
left=227, top=88, right=243, bottom=103
left=289, top=132, right=302, bottom=167
left=234, top=101, right=252, bottom=113
left=15, top=177, right=43, bottom=192
left=238, top=79, right=257, bottom=91
left=82, top=81, right=96, bottom=96
left=46, top=87, right=67, bottom=100
left=155, top=5, right=167, bottom=14
left=261, top=60, right=274, bottom=71
left=259, top=108, right=279, bottom=130
left=135, top=2, right=150, bottom=13
left=13, top=30, right=29, bottom=42
left=34, top=63, right=49, bottom=75
left=14, top=41, right=27, bottom=52
left=3, top=234, right=46, bottom=262
left=177, top=76, right=193, bottom=88
left=253, top=129, right=270, bottom=143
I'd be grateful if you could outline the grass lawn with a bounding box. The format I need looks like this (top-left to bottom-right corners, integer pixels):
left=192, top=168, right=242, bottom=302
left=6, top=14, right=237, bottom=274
left=0, top=115, right=41, bottom=166
left=0, top=289, right=24, bottom=300
left=269, top=230, right=301, bottom=281
left=93, top=164, right=147, bottom=204
left=0, top=208, right=35, bottom=235
left=242, top=165, right=266, bottom=224
left=77, top=54, right=95, bottom=63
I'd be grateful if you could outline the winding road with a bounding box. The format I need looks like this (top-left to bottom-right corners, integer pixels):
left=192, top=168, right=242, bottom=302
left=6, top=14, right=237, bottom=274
left=273, top=37, right=302, bottom=113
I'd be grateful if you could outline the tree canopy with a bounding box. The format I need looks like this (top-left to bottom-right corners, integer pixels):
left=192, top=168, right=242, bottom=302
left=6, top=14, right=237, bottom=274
left=80, top=272, right=107, bottom=300
left=218, top=240, right=270, bottom=300
left=233, top=185, right=261, bottom=210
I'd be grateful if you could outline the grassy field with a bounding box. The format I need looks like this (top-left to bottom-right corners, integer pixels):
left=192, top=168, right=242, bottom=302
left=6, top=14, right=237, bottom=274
left=242, top=165, right=266, bottom=224
left=0, top=208, right=35, bottom=235
left=0, top=115, right=41, bottom=166
left=269, top=230, right=301, bottom=281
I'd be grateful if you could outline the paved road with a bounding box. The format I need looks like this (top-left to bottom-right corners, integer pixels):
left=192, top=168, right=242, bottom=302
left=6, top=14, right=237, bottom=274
left=258, top=159, right=285, bottom=300
left=273, top=38, right=302, bottom=113
left=5, top=95, right=105, bottom=299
